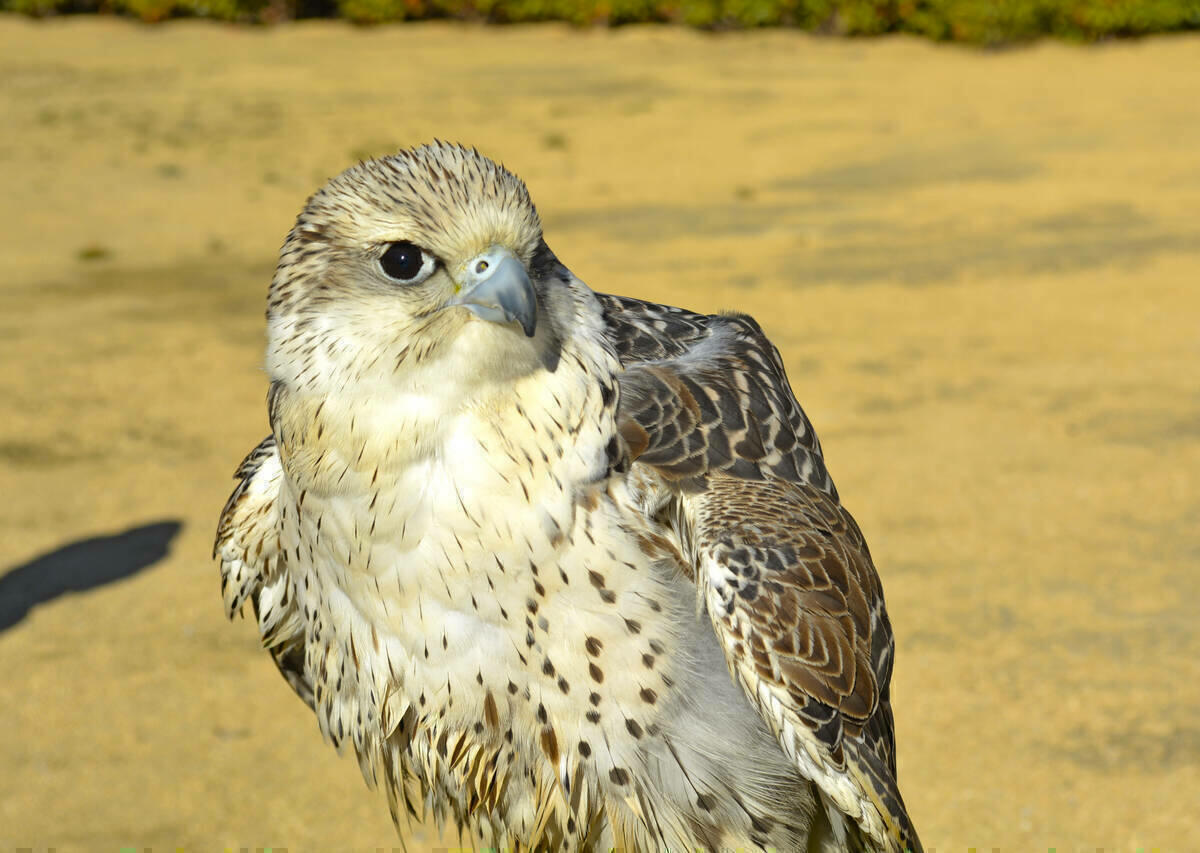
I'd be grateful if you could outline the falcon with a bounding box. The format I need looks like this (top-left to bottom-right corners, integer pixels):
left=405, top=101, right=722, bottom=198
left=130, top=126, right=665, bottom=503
left=216, top=142, right=921, bottom=852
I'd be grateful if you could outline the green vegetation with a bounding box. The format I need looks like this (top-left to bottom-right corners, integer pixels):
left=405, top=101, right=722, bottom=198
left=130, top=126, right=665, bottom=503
left=4, top=0, right=1199, bottom=43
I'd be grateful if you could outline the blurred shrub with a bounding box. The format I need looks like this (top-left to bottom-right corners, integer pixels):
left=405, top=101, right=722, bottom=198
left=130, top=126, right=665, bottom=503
left=3, top=0, right=1198, bottom=41
left=894, top=0, right=1200, bottom=42
left=3, top=0, right=270, bottom=19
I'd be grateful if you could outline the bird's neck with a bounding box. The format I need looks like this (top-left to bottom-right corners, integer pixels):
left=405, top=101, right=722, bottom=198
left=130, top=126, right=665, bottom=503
left=268, top=326, right=619, bottom=504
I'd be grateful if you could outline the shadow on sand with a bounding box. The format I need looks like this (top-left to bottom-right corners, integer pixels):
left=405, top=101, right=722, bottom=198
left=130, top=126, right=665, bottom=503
left=0, top=520, right=182, bottom=633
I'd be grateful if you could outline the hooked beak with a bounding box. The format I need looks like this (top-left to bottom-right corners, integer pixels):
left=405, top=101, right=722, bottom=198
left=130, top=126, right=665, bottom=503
left=447, top=248, right=537, bottom=338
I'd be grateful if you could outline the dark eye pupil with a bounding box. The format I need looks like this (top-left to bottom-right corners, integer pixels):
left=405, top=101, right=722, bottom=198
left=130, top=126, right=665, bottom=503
left=380, top=241, right=425, bottom=281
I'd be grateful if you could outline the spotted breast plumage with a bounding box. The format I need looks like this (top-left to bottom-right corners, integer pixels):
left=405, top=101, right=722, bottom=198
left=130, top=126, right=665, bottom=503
left=215, top=142, right=921, bottom=852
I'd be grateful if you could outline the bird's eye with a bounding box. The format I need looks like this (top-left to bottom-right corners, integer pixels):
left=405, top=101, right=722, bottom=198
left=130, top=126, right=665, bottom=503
left=379, top=241, right=431, bottom=282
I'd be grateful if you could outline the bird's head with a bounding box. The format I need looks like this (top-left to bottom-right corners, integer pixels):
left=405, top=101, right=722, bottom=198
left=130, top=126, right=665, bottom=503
left=266, top=142, right=558, bottom=398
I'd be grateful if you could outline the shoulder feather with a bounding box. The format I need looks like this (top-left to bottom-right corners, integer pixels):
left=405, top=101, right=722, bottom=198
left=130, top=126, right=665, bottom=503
left=598, top=293, right=837, bottom=496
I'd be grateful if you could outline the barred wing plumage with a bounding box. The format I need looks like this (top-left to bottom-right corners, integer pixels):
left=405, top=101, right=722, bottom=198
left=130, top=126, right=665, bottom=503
left=215, top=436, right=313, bottom=710
left=601, top=294, right=921, bottom=853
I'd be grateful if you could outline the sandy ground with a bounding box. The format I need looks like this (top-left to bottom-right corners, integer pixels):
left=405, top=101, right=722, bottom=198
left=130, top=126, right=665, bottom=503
left=1, top=16, right=1198, bottom=851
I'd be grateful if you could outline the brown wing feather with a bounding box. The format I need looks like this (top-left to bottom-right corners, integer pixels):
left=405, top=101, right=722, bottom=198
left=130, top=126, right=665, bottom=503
left=694, top=475, right=919, bottom=851
left=606, top=299, right=921, bottom=852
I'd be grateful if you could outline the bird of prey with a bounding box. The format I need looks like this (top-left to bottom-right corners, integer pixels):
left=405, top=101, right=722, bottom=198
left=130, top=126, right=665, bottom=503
left=216, top=142, right=921, bottom=853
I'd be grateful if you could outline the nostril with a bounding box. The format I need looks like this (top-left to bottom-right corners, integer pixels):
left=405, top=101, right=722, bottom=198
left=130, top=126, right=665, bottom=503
left=475, top=260, right=490, bottom=274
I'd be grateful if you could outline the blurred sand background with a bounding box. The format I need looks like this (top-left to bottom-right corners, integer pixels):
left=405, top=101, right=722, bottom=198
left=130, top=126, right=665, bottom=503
left=1, top=16, right=1198, bottom=851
